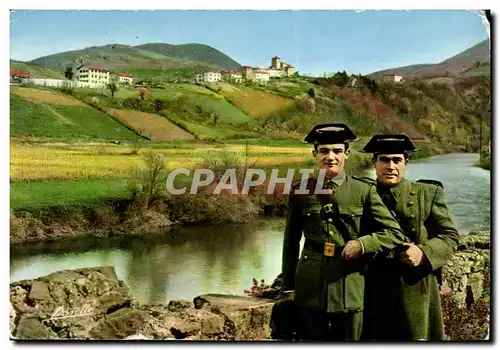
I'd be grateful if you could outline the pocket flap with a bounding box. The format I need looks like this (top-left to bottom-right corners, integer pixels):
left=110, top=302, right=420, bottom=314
left=338, top=206, right=363, bottom=216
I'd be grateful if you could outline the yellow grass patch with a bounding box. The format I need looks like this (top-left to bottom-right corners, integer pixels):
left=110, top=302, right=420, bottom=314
left=107, top=108, right=196, bottom=141
left=220, top=86, right=294, bottom=118
left=10, top=87, right=86, bottom=106
left=10, top=142, right=312, bottom=182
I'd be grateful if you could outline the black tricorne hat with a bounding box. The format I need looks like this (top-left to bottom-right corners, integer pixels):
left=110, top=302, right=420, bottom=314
left=304, top=123, right=358, bottom=144
left=361, top=134, right=419, bottom=154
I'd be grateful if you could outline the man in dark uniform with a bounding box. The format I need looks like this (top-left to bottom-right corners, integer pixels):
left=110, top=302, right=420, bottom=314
left=361, top=134, right=459, bottom=340
left=281, top=124, right=406, bottom=341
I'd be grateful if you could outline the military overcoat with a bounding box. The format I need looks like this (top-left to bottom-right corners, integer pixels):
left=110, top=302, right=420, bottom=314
left=281, top=173, right=406, bottom=313
left=365, top=178, right=459, bottom=340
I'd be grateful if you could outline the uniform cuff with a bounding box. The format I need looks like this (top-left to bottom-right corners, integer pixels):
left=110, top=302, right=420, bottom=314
left=357, top=239, right=365, bottom=254
left=357, top=236, right=378, bottom=254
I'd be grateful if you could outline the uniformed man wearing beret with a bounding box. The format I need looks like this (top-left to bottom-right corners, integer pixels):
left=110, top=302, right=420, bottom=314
left=281, top=124, right=406, bottom=341
left=361, top=134, right=459, bottom=341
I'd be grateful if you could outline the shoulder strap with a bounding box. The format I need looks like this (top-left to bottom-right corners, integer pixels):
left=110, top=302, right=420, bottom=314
left=352, top=176, right=376, bottom=186
left=416, top=179, right=443, bottom=188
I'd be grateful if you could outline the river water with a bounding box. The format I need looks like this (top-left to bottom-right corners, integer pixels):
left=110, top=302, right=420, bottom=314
left=10, top=153, right=490, bottom=305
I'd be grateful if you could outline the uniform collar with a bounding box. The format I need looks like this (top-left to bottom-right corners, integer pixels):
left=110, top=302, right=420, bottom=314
left=376, top=178, right=409, bottom=203
left=313, top=170, right=346, bottom=188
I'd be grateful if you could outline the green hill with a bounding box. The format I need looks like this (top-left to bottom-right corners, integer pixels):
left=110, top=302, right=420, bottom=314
left=27, top=43, right=240, bottom=74
left=369, top=39, right=490, bottom=78
left=135, top=43, right=241, bottom=69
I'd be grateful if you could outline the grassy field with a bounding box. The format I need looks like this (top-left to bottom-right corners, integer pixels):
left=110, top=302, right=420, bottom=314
left=10, top=93, right=141, bottom=140
left=10, top=137, right=376, bottom=210
left=11, top=179, right=131, bottom=210
left=183, top=94, right=255, bottom=125
left=219, top=86, right=294, bottom=118
left=106, top=108, right=196, bottom=141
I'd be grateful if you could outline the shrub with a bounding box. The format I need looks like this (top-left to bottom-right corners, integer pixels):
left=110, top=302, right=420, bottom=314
left=128, top=151, right=168, bottom=209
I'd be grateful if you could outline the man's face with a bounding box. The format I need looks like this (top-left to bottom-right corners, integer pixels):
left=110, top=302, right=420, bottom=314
left=313, top=143, right=348, bottom=178
left=374, top=153, right=407, bottom=186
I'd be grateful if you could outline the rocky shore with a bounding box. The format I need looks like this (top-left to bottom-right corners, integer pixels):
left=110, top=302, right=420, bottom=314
left=10, top=232, right=490, bottom=340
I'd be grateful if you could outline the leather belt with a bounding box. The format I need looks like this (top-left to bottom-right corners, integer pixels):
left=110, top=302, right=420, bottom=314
left=304, top=239, right=344, bottom=257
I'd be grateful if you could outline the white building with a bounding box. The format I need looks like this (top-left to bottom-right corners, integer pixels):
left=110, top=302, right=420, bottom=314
left=195, top=70, right=222, bottom=83
left=254, top=70, right=270, bottom=84
left=221, top=70, right=243, bottom=83
left=117, top=73, right=133, bottom=85
left=76, top=65, right=110, bottom=85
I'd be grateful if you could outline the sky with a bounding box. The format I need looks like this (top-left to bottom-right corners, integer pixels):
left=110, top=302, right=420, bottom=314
left=9, top=10, right=490, bottom=77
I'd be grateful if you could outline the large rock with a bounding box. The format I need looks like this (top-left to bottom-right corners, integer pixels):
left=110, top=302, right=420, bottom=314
left=10, top=266, right=135, bottom=339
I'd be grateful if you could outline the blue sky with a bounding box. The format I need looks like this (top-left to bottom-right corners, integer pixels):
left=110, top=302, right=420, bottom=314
left=10, top=10, right=489, bottom=75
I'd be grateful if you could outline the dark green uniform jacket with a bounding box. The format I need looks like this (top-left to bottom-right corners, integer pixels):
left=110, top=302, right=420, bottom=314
left=281, top=172, right=406, bottom=313
left=365, top=178, right=459, bottom=340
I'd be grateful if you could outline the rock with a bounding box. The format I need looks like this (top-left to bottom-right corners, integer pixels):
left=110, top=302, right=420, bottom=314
left=10, top=303, right=16, bottom=337
left=168, top=300, right=193, bottom=312
left=195, top=294, right=275, bottom=339
left=15, top=316, right=57, bottom=339
left=467, top=272, right=484, bottom=302
left=28, top=281, right=51, bottom=301
left=89, top=308, right=149, bottom=340
left=10, top=266, right=135, bottom=339
left=170, top=322, right=201, bottom=339
left=201, top=315, right=224, bottom=335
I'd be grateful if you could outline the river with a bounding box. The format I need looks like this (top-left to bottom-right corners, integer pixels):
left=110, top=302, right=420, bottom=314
left=10, top=153, right=490, bottom=305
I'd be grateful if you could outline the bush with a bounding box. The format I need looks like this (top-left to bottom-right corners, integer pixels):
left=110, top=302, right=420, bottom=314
left=128, top=152, right=168, bottom=209
left=59, top=82, right=74, bottom=95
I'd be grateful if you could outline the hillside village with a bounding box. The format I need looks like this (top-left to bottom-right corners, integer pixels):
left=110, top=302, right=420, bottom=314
left=195, top=56, right=296, bottom=85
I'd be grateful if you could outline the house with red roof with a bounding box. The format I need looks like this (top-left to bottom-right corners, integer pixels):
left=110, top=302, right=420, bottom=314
left=76, top=65, right=110, bottom=85
left=110, top=72, right=133, bottom=85
left=10, top=70, right=30, bottom=83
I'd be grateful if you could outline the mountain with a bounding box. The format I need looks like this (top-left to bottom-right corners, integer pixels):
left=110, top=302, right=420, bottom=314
left=369, top=39, right=490, bottom=79
left=26, top=43, right=241, bottom=73
left=135, top=43, right=241, bottom=69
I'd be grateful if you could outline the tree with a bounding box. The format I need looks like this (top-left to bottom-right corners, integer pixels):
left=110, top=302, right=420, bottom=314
left=307, top=88, right=316, bottom=98
left=64, top=66, right=74, bottom=80
left=154, top=98, right=165, bottom=114
left=136, top=87, right=150, bottom=100
left=107, top=82, right=118, bottom=99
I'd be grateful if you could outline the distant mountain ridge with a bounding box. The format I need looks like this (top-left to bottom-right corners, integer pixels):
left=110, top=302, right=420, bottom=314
left=23, top=43, right=241, bottom=73
left=369, top=39, right=490, bottom=78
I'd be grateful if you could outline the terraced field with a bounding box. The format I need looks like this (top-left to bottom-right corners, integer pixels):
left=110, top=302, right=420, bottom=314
left=106, top=108, right=196, bottom=141
left=10, top=92, right=140, bottom=140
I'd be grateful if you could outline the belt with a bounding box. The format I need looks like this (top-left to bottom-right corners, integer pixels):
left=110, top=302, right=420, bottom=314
left=304, top=239, right=344, bottom=257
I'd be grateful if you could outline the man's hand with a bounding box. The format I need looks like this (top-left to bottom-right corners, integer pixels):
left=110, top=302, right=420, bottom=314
left=400, top=242, right=425, bottom=267
left=343, top=240, right=363, bottom=260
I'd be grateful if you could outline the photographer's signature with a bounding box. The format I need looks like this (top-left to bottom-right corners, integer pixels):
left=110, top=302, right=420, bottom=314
left=49, top=304, right=95, bottom=320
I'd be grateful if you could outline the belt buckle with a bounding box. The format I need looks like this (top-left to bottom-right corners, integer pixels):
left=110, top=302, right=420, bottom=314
left=323, top=242, right=335, bottom=257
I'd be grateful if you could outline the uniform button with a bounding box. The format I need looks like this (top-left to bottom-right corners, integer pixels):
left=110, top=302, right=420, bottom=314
left=411, top=228, right=416, bottom=233
left=410, top=191, right=416, bottom=196
left=408, top=201, right=414, bottom=207
left=351, top=214, right=356, bottom=218
left=329, top=231, right=334, bottom=235
left=307, top=213, right=311, bottom=216
left=328, top=218, right=333, bottom=223
left=304, top=255, right=308, bottom=260
left=410, top=214, right=415, bottom=219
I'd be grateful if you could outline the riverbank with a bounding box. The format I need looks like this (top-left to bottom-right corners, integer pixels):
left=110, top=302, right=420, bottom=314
left=474, top=155, right=491, bottom=170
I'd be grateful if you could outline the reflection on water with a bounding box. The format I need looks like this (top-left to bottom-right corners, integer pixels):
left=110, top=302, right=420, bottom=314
left=10, top=219, right=289, bottom=305
left=10, top=153, right=490, bottom=305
